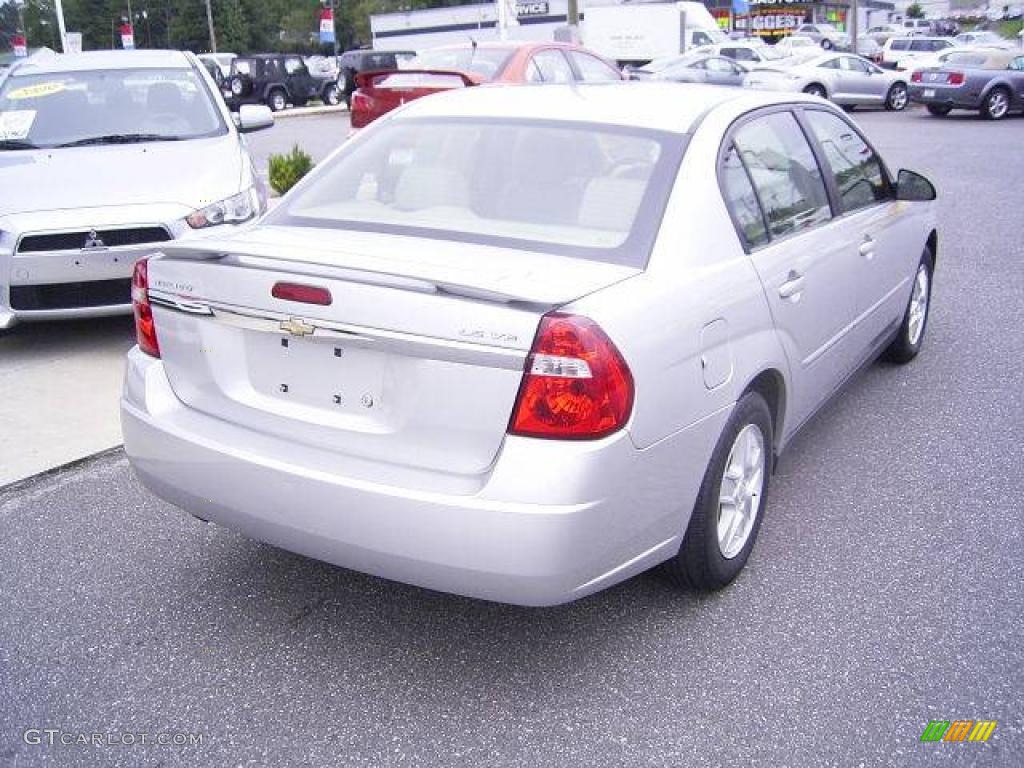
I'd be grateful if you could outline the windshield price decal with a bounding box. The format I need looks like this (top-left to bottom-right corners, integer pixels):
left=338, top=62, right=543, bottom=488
left=6, top=82, right=67, bottom=100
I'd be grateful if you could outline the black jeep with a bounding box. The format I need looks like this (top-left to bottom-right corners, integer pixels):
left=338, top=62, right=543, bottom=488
left=225, top=53, right=340, bottom=112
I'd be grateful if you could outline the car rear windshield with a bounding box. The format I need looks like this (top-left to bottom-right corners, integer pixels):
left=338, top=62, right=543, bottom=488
left=408, top=47, right=515, bottom=80
left=272, top=117, right=687, bottom=267
left=0, top=67, right=225, bottom=149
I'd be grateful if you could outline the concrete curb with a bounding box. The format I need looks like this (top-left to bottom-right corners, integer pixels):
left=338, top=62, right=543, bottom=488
left=273, top=104, right=349, bottom=119
left=0, top=445, right=124, bottom=497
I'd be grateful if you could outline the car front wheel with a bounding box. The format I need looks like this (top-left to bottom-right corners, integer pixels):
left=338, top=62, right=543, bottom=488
left=886, top=82, right=909, bottom=111
left=323, top=84, right=340, bottom=106
left=662, top=391, right=773, bottom=591
left=883, top=248, right=933, bottom=364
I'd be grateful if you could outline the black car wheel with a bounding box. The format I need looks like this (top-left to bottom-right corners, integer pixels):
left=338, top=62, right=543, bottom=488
left=926, top=104, right=952, bottom=117
left=981, top=87, right=1010, bottom=120
left=322, top=84, right=340, bottom=106
left=268, top=89, right=287, bottom=112
left=662, top=392, right=774, bottom=591
left=803, top=83, right=827, bottom=99
left=821, top=39, right=834, bottom=50
left=885, top=82, right=909, bottom=111
left=883, top=248, right=934, bottom=364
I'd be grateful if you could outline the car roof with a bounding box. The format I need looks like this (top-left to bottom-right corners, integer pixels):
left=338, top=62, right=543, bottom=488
left=947, top=49, right=1017, bottom=66
left=396, top=82, right=819, bottom=135
left=7, top=49, right=193, bottom=76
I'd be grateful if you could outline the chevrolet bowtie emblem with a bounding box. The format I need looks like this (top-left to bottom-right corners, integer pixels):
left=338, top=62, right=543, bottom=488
left=82, top=229, right=107, bottom=250
left=280, top=317, right=315, bottom=337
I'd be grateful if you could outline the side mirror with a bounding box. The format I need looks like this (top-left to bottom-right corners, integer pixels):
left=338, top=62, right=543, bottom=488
left=895, top=169, right=936, bottom=202
left=235, top=104, right=274, bottom=133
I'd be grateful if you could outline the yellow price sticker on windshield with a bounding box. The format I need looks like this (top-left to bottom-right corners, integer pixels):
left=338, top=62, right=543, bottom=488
left=7, top=82, right=67, bottom=100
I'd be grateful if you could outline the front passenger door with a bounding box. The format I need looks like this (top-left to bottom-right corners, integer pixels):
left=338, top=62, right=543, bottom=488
left=801, top=108, right=922, bottom=357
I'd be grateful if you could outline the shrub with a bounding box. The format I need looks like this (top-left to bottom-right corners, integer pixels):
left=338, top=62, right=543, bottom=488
left=268, top=145, right=314, bottom=196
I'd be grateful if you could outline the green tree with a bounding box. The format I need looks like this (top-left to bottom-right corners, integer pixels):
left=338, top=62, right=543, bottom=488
left=906, top=3, right=925, bottom=19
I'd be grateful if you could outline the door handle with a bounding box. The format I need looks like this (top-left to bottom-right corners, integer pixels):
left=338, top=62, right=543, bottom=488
left=859, top=234, right=875, bottom=259
left=778, top=271, right=805, bottom=300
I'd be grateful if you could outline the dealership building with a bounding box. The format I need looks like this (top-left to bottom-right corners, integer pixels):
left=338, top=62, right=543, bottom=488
left=370, top=0, right=897, bottom=50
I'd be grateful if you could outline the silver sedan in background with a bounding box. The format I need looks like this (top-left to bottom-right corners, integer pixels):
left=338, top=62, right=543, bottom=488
left=744, top=53, right=911, bottom=110
left=122, top=83, right=938, bottom=606
left=0, top=50, right=273, bottom=329
left=631, top=53, right=749, bottom=86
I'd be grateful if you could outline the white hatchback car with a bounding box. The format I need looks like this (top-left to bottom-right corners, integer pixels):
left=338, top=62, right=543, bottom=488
left=0, top=50, right=272, bottom=329
left=122, top=84, right=938, bottom=606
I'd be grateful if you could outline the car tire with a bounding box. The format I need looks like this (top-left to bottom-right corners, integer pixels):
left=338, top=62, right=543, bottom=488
left=322, top=84, right=340, bottom=106
left=882, top=248, right=934, bottom=364
left=662, top=391, right=773, bottom=591
left=228, top=74, right=250, bottom=98
left=803, top=83, right=827, bottom=99
left=926, top=104, right=952, bottom=116
left=268, top=89, right=287, bottom=112
left=885, top=82, right=909, bottom=111
left=821, top=39, right=834, bottom=49
left=981, top=87, right=1010, bottom=120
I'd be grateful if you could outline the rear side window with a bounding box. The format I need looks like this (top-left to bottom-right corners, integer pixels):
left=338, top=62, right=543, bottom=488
left=531, top=49, right=574, bottom=83
left=720, top=144, right=768, bottom=248
left=890, top=39, right=911, bottom=51
left=804, top=110, right=892, bottom=213
left=568, top=51, right=621, bottom=82
left=732, top=112, right=831, bottom=240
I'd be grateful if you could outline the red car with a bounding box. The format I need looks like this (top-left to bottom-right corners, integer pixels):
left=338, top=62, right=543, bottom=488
left=350, top=41, right=623, bottom=129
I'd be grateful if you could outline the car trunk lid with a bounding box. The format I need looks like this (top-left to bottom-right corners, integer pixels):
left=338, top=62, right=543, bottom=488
left=351, top=70, right=480, bottom=128
left=145, top=226, right=639, bottom=476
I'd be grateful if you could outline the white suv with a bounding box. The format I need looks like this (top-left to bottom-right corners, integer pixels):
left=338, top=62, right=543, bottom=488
left=881, top=36, right=954, bottom=70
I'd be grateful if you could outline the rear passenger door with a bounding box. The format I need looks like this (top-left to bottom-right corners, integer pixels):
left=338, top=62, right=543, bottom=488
left=721, top=109, right=866, bottom=428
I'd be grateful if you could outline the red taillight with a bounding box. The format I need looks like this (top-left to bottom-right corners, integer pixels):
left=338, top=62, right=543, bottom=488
left=271, top=282, right=332, bottom=306
left=132, top=257, right=160, bottom=358
left=350, top=91, right=371, bottom=128
left=911, top=70, right=922, bottom=83
left=948, top=71, right=965, bottom=86
left=509, top=313, right=633, bottom=440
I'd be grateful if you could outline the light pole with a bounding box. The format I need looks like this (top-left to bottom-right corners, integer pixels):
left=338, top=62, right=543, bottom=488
left=47, top=0, right=69, bottom=52
left=204, top=0, right=217, bottom=53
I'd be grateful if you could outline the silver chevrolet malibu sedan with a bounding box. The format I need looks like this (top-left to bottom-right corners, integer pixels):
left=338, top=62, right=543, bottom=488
left=122, top=83, right=938, bottom=606
left=0, top=50, right=273, bottom=329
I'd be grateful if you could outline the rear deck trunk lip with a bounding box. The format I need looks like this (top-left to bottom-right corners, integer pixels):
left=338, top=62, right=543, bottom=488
left=148, top=289, right=529, bottom=370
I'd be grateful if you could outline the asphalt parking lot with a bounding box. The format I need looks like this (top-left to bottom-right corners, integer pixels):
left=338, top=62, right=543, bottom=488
left=2, top=106, right=1022, bottom=767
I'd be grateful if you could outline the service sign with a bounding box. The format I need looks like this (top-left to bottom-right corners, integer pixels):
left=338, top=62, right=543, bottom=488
left=515, top=1, right=548, bottom=16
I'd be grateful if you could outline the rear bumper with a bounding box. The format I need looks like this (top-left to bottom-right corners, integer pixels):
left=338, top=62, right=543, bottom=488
left=908, top=84, right=979, bottom=109
left=121, top=349, right=723, bottom=606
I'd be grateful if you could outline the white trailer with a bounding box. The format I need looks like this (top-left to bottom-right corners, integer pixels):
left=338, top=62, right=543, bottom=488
left=582, top=2, right=727, bottom=62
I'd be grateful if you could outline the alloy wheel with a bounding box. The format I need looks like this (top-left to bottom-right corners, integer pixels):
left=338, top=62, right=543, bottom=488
left=717, top=424, right=767, bottom=560
left=907, top=263, right=930, bottom=346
